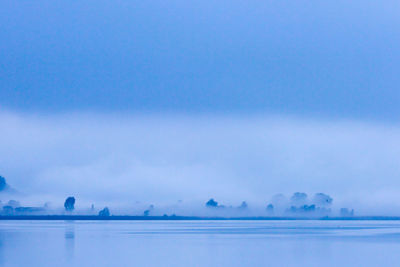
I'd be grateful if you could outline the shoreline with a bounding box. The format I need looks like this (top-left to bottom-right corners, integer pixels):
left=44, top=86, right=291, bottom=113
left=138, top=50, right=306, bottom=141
left=0, top=215, right=400, bottom=221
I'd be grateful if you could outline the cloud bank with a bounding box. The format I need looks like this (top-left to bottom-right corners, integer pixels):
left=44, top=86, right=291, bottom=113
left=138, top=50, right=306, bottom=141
left=1, top=111, right=400, bottom=214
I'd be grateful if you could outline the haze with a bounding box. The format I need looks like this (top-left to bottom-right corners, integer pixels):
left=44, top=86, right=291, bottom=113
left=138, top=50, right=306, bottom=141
left=1, top=0, right=400, bottom=215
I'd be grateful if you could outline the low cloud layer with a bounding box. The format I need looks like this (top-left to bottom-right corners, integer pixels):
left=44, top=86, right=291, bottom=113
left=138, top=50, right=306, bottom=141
left=1, top=111, right=400, bottom=214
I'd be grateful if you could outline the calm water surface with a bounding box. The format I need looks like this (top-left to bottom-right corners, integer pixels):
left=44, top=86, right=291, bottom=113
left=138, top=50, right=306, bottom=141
left=0, top=220, right=400, bottom=266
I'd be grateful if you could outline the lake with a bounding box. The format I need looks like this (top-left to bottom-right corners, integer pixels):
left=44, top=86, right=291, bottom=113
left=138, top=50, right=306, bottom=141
left=0, top=220, right=400, bottom=266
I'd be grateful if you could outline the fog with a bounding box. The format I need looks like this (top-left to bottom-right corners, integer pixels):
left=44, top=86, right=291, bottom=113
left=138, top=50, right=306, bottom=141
left=1, top=111, right=400, bottom=215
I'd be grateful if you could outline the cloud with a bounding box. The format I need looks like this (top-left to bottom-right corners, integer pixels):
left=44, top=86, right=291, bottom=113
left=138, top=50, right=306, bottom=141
left=1, top=111, right=400, bottom=214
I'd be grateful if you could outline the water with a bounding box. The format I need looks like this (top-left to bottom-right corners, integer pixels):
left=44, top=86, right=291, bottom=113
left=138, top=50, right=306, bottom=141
left=0, top=220, right=400, bottom=266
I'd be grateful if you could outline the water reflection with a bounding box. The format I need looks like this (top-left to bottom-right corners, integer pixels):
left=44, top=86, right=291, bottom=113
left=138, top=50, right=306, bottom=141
left=0, top=231, right=4, bottom=266
left=0, top=220, right=399, bottom=267
left=64, top=222, right=75, bottom=262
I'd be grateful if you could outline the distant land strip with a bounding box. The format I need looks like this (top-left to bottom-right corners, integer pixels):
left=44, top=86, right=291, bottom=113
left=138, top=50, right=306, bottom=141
left=1, top=216, right=400, bottom=221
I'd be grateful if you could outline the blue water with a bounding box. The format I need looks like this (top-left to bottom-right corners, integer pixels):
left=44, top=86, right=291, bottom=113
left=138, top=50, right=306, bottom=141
left=1, top=220, right=400, bottom=266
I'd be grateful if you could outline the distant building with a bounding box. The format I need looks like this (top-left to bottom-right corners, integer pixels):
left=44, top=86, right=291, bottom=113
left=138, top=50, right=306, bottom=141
left=340, top=208, right=354, bottom=217
left=15, top=207, right=46, bottom=214
left=285, top=204, right=331, bottom=217
left=2, top=206, right=14, bottom=215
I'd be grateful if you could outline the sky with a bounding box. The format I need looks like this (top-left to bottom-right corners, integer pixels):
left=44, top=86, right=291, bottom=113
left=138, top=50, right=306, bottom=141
left=1, top=0, right=400, bottom=213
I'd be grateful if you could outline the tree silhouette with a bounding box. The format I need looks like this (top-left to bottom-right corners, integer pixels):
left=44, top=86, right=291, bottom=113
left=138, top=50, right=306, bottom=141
left=312, top=193, right=333, bottom=207
left=206, top=198, right=218, bottom=207
left=290, top=192, right=308, bottom=206
left=64, top=197, right=75, bottom=211
left=0, top=176, right=7, bottom=191
left=239, top=201, right=248, bottom=209
left=266, top=204, right=274, bottom=214
left=99, top=207, right=110, bottom=217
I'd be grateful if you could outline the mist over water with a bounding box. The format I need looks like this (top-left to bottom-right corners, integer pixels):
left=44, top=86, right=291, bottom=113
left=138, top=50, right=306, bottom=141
left=1, top=1, right=400, bottom=266
left=1, top=111, right=400, bottom=215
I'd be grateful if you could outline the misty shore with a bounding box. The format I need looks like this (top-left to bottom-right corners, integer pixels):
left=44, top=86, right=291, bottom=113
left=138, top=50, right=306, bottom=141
left=0, top=215, right=399, bottom=221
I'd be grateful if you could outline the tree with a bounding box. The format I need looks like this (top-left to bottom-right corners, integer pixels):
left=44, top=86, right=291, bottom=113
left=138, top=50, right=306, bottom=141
left=7, top=200, right=20, bottom=208
left=270, top=194, right=288, bottom=211
left=312, top=193, right=333, bottom=207
left=206, top=198, right=218, bottom=207
left=143, top=205, right=154, bottom=216
left=99, top=207, right=110, bottom=217
left=290, top=192, right=308, bottom=206
left=64, top=197, right=75, bottom=211
left=239, top=201, right=248, bottom=209
left=266, top=204, right=274, bottom=214
left=0, top=176, right=7, bottom=191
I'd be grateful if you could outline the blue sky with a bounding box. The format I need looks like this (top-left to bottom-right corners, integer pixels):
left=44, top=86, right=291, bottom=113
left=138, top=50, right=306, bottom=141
left=1, top=0, right=400, bottom=118
left=1, top=1, right=400, bottom=213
